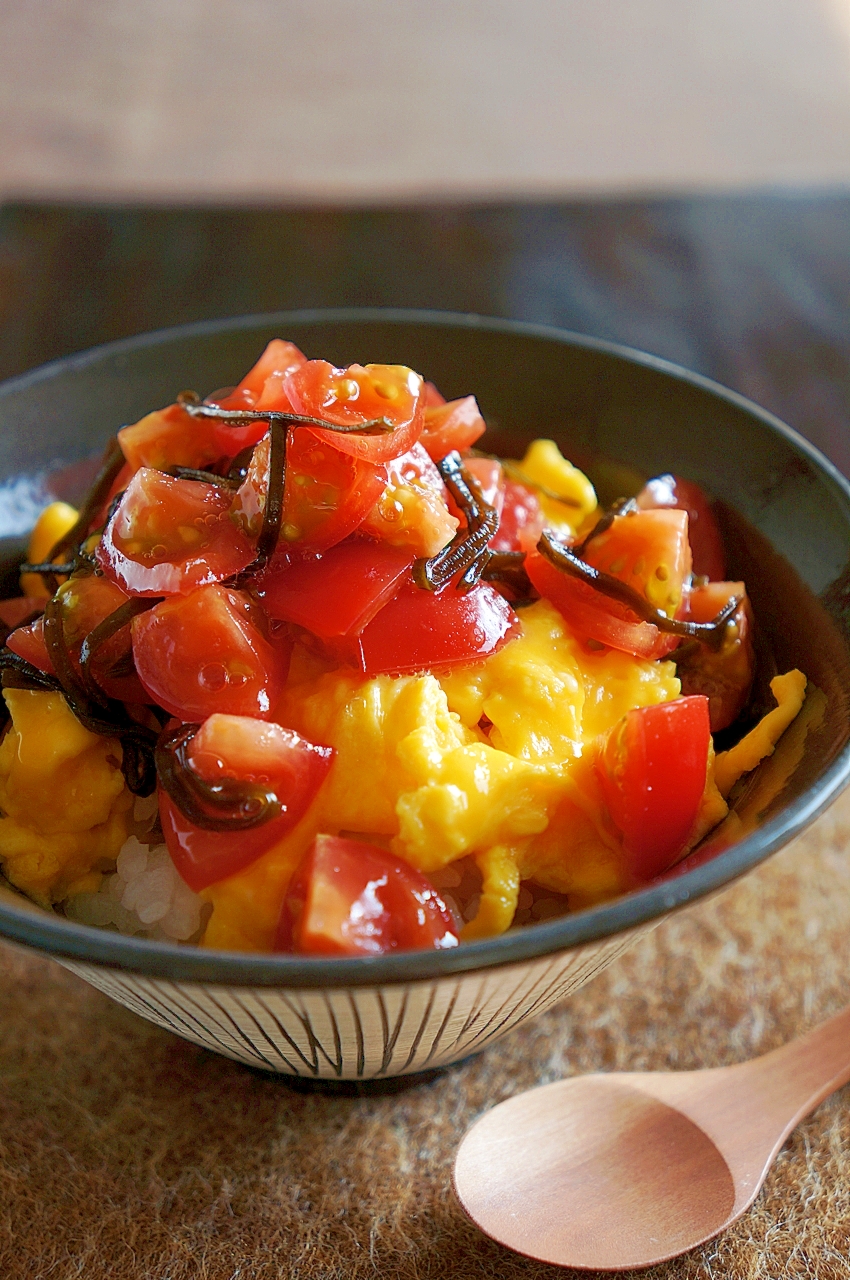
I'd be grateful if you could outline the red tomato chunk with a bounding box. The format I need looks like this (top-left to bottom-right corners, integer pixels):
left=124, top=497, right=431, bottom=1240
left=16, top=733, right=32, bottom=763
left=132, top=584, right=291, bottom=721
left=97, top=469, right=255, bottom=596
left=258, top=539, right=414, bottom=639
left=160, top=713, right=333, bottom=892
left=596, top=695, right=711, bottom=882
left=276, top=834, right=459, bottom=955
left=284, top=361, right=424, bottom=463
left=339, top=580, right=521, bottom=675
left=637, top=474, right=726, bottom=581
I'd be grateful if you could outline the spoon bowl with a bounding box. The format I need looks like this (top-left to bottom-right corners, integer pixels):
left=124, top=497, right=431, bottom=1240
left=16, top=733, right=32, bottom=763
left=454, top=1005, right=850, bottom=1269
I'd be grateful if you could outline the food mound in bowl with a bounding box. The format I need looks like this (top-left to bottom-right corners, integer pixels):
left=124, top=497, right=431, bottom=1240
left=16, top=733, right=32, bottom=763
left=0, top=340, right=807, bottom=955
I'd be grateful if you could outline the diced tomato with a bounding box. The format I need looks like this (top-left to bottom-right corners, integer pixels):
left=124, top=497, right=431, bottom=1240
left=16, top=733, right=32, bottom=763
left=420, top=395, right=486, bottom=461
left=638, top=474, right=726, bottom=581
left=96, top=468, right=255, bottom=596
left=258, top=539, right=414, bottom=639
left=0, top=597, right=44, bottom=631
left=284, top=361, right=424, bottom=463
left=160, top=713, right=333, bottom=891
left=206, top=339, right=308, bottom=453
left=596, top=696, right=711, bottom=882
left=132, top=584, right=290, bottom=721
left=6, top=614, right=53, bottom=674
left=526, top=508, right=691, bottom=657
left=233, top=429, right=387, bottom=556
left=583, top=508, right=692, bottom=618
left=61, top=575, right=149, bottom=701
left=490, top=478, right=543, bottom=553
left=7, top=576, right=147, bottom=700
left=334, top=579, right=520, bottom=675
left=422, top=381, right=446, bottom=408
left=525, top=549, right=679, bottom=660
left=676, top=581, right=754, bottom=731
left=118, top=404, right=223, bottom=475
left=359, top=443, right=458, bottom=557
left=275, top=834, right=459, bottom=955
left=462, top=456, right=503, bottom=511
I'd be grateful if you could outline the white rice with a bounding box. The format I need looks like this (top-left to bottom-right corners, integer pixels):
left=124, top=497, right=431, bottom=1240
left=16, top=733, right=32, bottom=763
left=65, top=795, right=209, bottom=943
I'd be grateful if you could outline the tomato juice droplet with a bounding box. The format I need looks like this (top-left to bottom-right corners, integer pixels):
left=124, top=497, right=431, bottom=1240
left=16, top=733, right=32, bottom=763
left=199, top=662, right=229, bottom=691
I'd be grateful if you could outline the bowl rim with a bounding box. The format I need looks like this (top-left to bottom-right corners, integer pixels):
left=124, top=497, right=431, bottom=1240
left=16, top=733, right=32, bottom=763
left=1, top=305, right=849, bottom=988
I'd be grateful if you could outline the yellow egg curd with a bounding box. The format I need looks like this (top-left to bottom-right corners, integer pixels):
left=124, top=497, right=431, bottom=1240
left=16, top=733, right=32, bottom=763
left=201, top=599, right=682, bottom=950
left=0, top=689, right=132, bottom=904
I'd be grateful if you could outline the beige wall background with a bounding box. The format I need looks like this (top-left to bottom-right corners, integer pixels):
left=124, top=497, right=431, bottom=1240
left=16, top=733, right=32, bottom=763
left=2, top=0, right=850, bottom=202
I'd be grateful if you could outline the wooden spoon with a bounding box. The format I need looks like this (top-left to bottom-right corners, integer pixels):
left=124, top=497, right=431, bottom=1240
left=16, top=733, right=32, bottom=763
left=454, top=1005, right=850, bottom=1270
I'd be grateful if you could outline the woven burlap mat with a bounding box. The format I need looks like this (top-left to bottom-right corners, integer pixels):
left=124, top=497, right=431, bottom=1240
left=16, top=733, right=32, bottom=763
left=2, top=790, right=850, bottom=1280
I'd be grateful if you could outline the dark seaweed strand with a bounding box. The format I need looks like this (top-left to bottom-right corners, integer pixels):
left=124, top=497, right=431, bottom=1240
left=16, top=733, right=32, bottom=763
left=0, top=649, right=63, bottom=693
left=38, top=438, right=126, bottom=594
left=78, top=596, right=163, bottom=705
left=224, top=417, right=287, bottom=589
left=537, top=532, right=739, bottom=652
left=480, top=550, right=532, bottom=596
left=41, top=595, right=158, bottom=793
left=226, top=445, right=257, bottom=484
left=412, top=452, right=499, bottom=593
left=156, top=721, right=282, bottom=832
left=572, top=497, right=638, bottom=558
left=177, top=393, right=399, bottom=589
left=167, top=466, right=241, bottom=489
left=0, top=650, right=62, bottom=734
left=176, top=390, right=396, bottom=437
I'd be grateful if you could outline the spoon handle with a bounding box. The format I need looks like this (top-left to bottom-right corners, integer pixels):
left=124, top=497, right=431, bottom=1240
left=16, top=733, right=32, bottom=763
left=624, top=1003, right=850, bottom=1208
left=742, top=1003, right=850, bottom=1136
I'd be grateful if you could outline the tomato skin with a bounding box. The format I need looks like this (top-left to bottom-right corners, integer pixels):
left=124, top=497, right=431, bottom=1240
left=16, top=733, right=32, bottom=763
left=234, top=430, right=387, bottom=557
left=359, top=443, right=458, bottom=557
left=420, top=395, right=486, bottom=461
left=525, top=549, right=679, bottom=659
left=676, top=581, right=754, bottom=731
left=462, top=456, right=503, bottom=511
left=159, top=713, right=334, bottom=892
left=638, top=474, right=726, bottom=581
left=275, top=834, right=459, bottom=955
left=0, top=596, right=44, bottom=633
left=597, top=696, right=711, bottom=882
left=207, top=339, right=307, bottom=453
left=422, top=381, right=446, bottom=408
left=284, top=361, right=424, bottom=463
left=97, top=468, right=255, bottom=596
left=6, top=614, right=53, bottom=674
left=583, top=508, right=692, bottom=619
left=118, top=403, right=222, bottom=474
left=258, top=539, right=414, bottom=639
left=491, top=478, right=543, bottom=553
left=337, top=580, right=521, bottom=675
left=132, top=584, right=291, bottom=721
left=7, top=577, right=147, bottom=700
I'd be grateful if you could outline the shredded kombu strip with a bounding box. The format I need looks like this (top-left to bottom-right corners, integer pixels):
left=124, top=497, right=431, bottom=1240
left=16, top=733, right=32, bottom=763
left=175, top=390, right=396, bottom=438
left=40, top=594, right=159, bottom=794
left=572, top=497, right=637, bottom=557
left=231, top=416, right=286, bottom=586
left=156, top=722, right=282, bottom=832
left=537, top=531, right=739, bottom=651
left=176, top=391, right=396, bottom=588
left=77, top=596, right=163, bottom=708
left=413, top=451, right=499, bottom=593
left=34, top=439, right=127, bottom=595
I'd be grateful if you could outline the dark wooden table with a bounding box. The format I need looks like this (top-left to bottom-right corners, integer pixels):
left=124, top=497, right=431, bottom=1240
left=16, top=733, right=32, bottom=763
left=2, top=196, right=850, bottom=1280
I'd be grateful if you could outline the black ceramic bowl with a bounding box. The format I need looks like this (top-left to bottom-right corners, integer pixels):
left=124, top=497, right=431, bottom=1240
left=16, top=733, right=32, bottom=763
left=0, top=310, right=848, bottom=1079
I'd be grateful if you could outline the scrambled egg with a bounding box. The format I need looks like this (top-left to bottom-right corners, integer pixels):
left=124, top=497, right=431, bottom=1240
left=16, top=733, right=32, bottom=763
left=0, top=448, right=810, bottom=952
left=201, top=600, right=681, bottom=951
left=0, top=690, right=131, bottom=904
